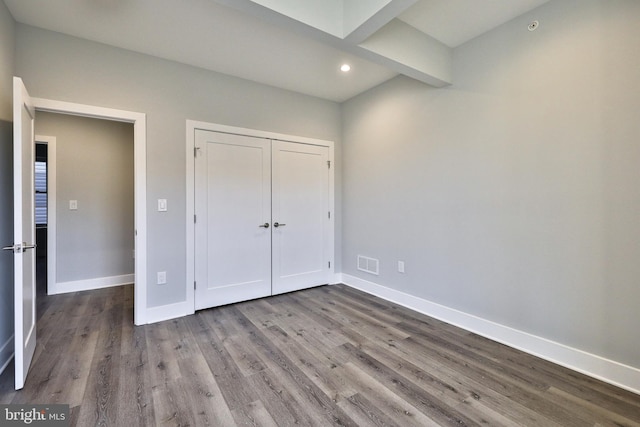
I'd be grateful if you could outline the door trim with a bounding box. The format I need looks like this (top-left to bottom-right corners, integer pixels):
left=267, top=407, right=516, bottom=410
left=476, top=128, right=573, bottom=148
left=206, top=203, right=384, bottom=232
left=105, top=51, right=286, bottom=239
left=34, top=98, right=148, bottom=325
left=34, top=135, right=57, bottom=296
left=186, top=120, right=336, bottom=314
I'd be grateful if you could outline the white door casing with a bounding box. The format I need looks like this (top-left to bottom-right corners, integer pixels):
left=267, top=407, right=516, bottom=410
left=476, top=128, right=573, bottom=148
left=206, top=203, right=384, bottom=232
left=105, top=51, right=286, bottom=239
left=10, top=77, right=37, bottom=390
left=194, top=131, right=272, bottom=309
left=271, top=141, right=330, bottom=295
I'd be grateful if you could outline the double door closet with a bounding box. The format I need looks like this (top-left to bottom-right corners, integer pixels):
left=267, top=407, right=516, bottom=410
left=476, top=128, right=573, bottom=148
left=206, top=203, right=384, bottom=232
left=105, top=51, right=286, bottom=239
left=194, top=130, right=332, bottom=310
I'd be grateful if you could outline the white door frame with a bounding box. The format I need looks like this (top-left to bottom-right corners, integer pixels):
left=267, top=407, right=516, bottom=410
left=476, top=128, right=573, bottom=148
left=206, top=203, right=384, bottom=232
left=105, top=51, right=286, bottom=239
left=34, top=98, right=148, bottom=325
left=186, top=120, right=336, bottom=313
left=34, top=135, right=57, bottom=296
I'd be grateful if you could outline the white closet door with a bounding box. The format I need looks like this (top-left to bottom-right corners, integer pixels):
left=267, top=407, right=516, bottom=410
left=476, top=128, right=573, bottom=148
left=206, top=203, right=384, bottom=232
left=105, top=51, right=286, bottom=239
left=194, top=130, right=271, bottom=310
left=271, top=141, right=330, bottom=295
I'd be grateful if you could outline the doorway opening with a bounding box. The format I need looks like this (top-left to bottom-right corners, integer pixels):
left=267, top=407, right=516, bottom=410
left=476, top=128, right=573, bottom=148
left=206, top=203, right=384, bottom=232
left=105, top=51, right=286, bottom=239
left=35, top=113, right=135, bottom=300
left=34, top=142, right=48, bottom=312
left=33, top=97, right=147, bottom=325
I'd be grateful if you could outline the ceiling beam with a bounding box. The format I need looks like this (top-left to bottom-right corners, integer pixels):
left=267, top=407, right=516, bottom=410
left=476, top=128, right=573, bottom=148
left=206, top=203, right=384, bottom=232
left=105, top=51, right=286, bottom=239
left=212, top=0, right=452, bottom=89
left=357, top=19, right=452, bottom=87
left=343, top=0, right=416, bottom=44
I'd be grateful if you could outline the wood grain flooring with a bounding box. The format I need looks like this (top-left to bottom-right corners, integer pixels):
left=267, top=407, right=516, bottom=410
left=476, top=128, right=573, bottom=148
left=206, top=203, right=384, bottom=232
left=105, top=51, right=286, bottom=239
left=1, top=283, right=639, bottom=426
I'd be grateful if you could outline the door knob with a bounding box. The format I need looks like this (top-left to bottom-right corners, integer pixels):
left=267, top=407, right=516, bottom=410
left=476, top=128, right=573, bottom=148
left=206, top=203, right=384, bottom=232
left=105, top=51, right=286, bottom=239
left=273, top=222, right=286, bottom=228
left=258, top=223, right=270, bottom=228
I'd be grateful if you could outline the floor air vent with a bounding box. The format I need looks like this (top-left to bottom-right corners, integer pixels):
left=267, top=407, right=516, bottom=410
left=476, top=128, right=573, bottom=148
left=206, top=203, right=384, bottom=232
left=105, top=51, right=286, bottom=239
left=357, top=255, right=379, bottom=275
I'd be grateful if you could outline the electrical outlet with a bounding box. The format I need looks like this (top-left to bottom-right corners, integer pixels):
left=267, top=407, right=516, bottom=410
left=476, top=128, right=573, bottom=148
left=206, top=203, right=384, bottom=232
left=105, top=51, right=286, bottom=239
left=398, top=261, right=405, bottom=274
left=157, top=271, right=167, bottom=285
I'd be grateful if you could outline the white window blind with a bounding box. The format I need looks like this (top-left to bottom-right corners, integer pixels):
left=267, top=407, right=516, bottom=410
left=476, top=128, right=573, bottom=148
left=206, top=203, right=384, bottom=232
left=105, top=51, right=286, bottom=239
left=35, top=161, right=47, bottom=225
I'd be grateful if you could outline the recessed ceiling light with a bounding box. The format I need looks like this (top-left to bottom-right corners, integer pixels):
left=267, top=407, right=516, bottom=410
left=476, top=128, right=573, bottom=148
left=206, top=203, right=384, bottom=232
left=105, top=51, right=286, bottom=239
left=340, top=64, right=351, bottom=72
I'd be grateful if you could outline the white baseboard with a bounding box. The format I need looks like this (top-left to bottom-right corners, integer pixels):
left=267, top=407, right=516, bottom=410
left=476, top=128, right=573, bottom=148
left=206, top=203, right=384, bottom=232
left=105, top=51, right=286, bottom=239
left=341, top=274, right=640, bottom=396
left=0, top=334, right=14, bottom=376
left=54, top=274, right=135, bottom=294
left=146, top=300, right=193, bottom=324
left=330, top=273, right=342, bottom=285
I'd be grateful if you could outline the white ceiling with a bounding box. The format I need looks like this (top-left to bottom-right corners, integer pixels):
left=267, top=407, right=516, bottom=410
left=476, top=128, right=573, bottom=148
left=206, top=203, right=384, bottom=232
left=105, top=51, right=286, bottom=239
left=3, top=0, right=551, bottom=102
left=398, top=0, right=550, bottom=48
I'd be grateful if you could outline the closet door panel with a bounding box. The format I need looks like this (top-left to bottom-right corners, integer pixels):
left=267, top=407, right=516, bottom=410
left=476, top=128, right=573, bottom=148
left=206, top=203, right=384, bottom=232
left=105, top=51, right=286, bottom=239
left=272, top=141, right=330, bottom=295
left=194, top=130, right=271, bottom=310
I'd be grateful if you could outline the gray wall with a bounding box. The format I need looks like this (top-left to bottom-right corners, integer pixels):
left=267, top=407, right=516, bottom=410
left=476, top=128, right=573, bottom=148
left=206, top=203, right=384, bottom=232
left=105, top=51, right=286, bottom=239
left=15, top=24, right=342, bottom=308
left=0, top=0, right=14, bottom=372
left=0, top=0, right=13, bottom=120
left=35, top=112, right=134, bottom=284
left=342, top=0, right=640, bottom=369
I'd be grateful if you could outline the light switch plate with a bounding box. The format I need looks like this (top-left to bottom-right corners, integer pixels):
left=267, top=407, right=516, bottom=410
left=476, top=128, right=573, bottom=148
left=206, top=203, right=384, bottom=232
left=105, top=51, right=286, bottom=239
left=158, top=199, right=167, bottom=212
left=157, top=271, right=167, bottom=285
left=69, top=200, right=78, bottom=210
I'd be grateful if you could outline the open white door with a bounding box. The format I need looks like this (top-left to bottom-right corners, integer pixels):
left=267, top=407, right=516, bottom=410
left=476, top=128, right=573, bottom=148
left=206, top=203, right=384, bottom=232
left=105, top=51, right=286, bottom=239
left=6, top=77, right=37, bottom=390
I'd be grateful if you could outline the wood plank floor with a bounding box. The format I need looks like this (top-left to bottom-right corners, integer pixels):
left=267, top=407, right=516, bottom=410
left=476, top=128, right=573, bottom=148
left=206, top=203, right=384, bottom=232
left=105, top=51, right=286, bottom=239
left=1, top=284, right=639, bottom=426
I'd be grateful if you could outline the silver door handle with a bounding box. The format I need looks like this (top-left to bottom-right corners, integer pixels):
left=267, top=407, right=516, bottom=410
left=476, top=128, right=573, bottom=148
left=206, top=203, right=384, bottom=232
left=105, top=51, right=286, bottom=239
left=2, top=242, right=36, bottom=253
left=273, top=222, right=286, bottom=228
left=258, top=223, right=270, bottom=228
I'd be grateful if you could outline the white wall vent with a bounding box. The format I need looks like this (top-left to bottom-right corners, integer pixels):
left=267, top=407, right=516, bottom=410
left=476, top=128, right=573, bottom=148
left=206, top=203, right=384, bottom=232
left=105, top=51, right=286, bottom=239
left=357, top=255, right=379, bottom=275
